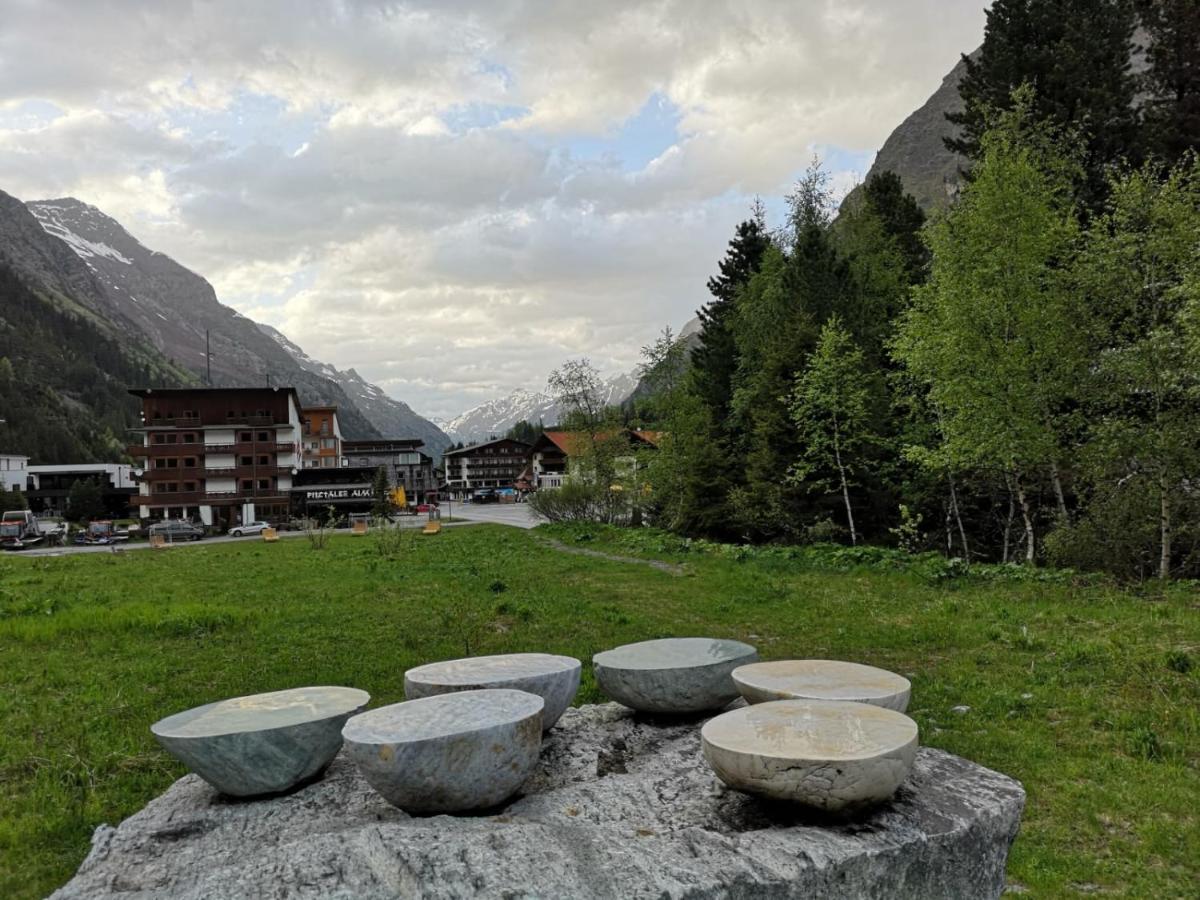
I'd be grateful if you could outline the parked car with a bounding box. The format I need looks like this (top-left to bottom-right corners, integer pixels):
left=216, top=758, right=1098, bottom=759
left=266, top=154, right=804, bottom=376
left=472, top=489, right=498, bottom=504
left=228, top=520, right=270, bottom=537
left=148, top=520, right=205, bottom=542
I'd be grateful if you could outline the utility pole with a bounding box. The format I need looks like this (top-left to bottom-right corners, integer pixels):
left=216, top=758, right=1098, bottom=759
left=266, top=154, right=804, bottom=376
left=205, top=330, right=212, bottom=386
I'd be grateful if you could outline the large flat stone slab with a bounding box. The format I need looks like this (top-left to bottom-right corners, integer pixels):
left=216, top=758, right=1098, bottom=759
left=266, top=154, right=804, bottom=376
left=343, top=689, right=543, bottom=813
left=702, top=699, right=919, bottom=810
left=733, top=659, right=912, bottom=711
left=404, top=653, right=581, bottom=729
left=56, top=703, right=1025, bottom=899
left=150, top=686, right=370, bottom=797
left=593, top=637, right=758, bottom=713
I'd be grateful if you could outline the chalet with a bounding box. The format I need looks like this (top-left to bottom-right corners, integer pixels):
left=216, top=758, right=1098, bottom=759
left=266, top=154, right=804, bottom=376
left=529, top=430, right=661, bottom=489
left=443, top=437, right=532, bottom=498
left=301, top=406, right=343, bottom=468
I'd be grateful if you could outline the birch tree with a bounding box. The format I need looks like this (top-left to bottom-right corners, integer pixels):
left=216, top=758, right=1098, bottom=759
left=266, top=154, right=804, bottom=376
left=789, top=316, right=875, bottom=545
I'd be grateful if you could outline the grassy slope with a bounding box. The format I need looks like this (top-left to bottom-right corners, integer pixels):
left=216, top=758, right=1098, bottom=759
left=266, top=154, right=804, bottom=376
left=1, top=524, right=1197, bottom=898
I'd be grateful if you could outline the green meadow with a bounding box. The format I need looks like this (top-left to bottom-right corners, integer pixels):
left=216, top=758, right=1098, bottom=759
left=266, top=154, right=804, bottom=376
left=1, top=524, right=1197, bottom=898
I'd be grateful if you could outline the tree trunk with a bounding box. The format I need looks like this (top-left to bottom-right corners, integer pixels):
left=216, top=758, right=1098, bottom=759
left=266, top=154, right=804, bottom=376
left=948, top=470, right=969, bottom=560
left=832, top=427, right=857, bottom=546
left=1013, top=470, right=1035, bottom=564
left=1002, top=474, right=1015, bottom=564
left=1160, top=473, right=1171, bottom=581
left=1049, top=459, right=1069, bottom=522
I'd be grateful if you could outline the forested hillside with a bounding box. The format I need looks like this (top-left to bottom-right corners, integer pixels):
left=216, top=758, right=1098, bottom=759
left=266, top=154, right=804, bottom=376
left=629, top=0, right=1200, bottom=580
left=0, top=261, right=194, bottom=462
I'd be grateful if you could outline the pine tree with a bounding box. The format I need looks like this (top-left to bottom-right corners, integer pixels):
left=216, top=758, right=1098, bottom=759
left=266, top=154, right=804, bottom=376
left=861, top=171, right=928, bottom=281
left=946, top=0, right=1140, bottom=207
left=693, top=203, right=771, bottom=419
left=1136, top=0, right=1200, bottom=164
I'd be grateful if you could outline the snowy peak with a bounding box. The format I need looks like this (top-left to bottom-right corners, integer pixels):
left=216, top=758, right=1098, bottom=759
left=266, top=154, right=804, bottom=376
left=28, top=199, right=139, bottom=266
left=440, top=371, right=640, bottom=444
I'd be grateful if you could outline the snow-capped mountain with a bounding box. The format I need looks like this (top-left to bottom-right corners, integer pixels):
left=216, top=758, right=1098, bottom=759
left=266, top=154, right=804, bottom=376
left=22, top=197, right=439, bottom=442
left=257, top=323, right=451, bottom=457
left=440, top=370, right=641, bottom=444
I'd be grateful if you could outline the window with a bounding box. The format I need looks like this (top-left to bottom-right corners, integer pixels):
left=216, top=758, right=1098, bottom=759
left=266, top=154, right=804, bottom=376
left=240, top=456, right=252, bottom=466
left=257, top=431, right=269, bottom=442
left=184, top=457, right=196, bottom=467
left=258, top=456, right=269, bottom=465
left=258, top=479, right=270, bottom=490
left=241, top=480, right=254, bottom=491
left=183, top=481, right=197, bottom=492
left=239, top=431, right=252, bottom=442
left=303, top=418, right=312, bottom=434
left=320, top=438, right=336, bottom=449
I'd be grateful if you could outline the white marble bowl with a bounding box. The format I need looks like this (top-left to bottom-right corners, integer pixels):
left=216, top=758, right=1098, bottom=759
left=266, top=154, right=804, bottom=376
left=701, top=699, right=919, bottom=811
left=342, top=689, right=543, bottom=813
left=732, top=660, right=912, bottom=711
left=404, top=653, right=581, bottom=730
left=593, top=637, right=758, bottom=714
left=151, top=686, right=370, bottom=797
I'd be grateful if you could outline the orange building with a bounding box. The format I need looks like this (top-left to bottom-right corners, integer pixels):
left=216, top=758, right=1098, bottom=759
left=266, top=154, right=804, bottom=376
left=301, top=406, right=343, bottom=468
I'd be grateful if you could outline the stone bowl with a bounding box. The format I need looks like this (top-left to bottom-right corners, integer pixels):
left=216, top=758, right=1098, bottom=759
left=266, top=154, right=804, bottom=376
left=342, top=688, right=543, bottom=814
left=404, top=653, right=581, bottom=730
left=151, top=686, right=370, bottom=797
left=592, top=637, right=758, bottom=714
left=732, top=659, right=912, bottom=711
left=701, top=699, right=919, bottom=811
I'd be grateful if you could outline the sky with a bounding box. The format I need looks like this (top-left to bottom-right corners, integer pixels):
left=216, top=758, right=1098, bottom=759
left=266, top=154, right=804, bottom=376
left=0, top=0, right=988, bottom=420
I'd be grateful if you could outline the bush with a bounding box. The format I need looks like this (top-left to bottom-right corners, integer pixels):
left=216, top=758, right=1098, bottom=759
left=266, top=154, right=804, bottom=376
left=528, top=482, right=625, bottom=524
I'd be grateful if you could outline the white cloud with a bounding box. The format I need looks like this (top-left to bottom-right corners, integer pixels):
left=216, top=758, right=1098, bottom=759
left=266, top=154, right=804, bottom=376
left=0, top=0, right=988, bottom=419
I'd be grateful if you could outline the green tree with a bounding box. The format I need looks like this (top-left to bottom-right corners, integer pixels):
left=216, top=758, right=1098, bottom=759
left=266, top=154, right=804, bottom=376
left=946, top=0, right=1139, bottom=206
left=371, top=465, right=393, bottom=518
left=504, top=419, right=543, bottom=444
left=1136, top=0, right=1200, bottom=164
left=788, top=317, right=876, bottom=545
left=896, top=90, right=1086, bottom=562
left=66, top=478, right=105, bottom=522
left=694, top=203, right=771, bottom=420
left=1074, top=159, right=1200, bottom=578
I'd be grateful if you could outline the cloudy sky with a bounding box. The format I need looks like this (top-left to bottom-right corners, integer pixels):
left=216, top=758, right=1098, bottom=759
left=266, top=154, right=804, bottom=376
left=0, top=0, right=987, bottom=420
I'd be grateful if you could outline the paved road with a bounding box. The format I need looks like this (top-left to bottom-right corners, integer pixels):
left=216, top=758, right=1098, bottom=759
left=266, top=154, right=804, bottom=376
left=11, top=505, right=541, bottom=558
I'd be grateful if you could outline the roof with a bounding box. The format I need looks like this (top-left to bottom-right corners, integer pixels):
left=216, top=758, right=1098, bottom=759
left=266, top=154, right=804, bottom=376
left=443, top=437, right=532, bottom=457
left=342, top=438, right=426, bottom=451
left=533, top=429, right=663, bottom=456
left=301, top=405, right=339, bottom=414
left=130, top=386, right=303, bottom=404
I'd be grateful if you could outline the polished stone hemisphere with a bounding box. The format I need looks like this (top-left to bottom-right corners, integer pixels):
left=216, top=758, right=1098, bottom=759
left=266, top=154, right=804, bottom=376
left=702, top=699, right=919, bottom=811
left=150, top=686, right=370, bottom=797
left=342, top=689, right=543, bottom=813
left=593, top=637, right=758, bottom=714
left=404, top=653, right=581, bottom=729
left=733, top=659, right=912, bottom=711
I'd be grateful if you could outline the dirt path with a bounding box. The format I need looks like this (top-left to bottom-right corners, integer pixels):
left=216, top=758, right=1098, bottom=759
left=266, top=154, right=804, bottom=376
left=537, top=537, right=686, bottom=576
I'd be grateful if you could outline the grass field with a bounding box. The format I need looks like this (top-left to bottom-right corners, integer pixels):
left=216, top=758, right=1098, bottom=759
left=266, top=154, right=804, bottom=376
left=1, top=523, right=1197, bottom=898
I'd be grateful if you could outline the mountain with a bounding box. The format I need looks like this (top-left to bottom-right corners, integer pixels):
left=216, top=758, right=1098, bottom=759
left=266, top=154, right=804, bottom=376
left=0, top=190, right=195, bottom=462
left=441, top=369, right=641, bottom=444
left=843, top=54, right=973, bottom=215
left=257, top=323, right=451, bottom=457
left=23, top=198, right=388, bottom=439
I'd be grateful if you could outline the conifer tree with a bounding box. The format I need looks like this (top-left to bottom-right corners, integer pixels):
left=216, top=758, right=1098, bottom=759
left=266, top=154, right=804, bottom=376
left=1136, top=0, right=1200, bottom=164
left=947, top=0, right=1139, bottom=206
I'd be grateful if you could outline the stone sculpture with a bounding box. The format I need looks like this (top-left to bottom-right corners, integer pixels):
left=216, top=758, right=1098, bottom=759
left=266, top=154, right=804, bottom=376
left=60, top=703, right=1025, bottom=899
left=150, top=686, right=370, bottom=797
left=592, top=637, right=758, bottom=714
left=341, top=688, right=543, bottom=813
left=733, top=659, right=912, bottom=711
left=403, top=652, right=581, bottom=729
left=701, top=698, right=919, bottom=810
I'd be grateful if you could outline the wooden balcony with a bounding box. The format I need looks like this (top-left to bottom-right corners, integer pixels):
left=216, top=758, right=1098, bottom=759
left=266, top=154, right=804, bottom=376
left=129, top=442, right=205, bottom=458
left=141, top=467, right=205, bottom=481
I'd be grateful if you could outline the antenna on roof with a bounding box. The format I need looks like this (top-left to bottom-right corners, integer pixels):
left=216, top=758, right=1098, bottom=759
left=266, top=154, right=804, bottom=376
left=205, top=329, right=212, bottom=386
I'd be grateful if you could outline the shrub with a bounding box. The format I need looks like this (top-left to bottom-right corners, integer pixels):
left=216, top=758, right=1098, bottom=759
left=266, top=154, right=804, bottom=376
left=528, top=481, right=624, bottom=524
